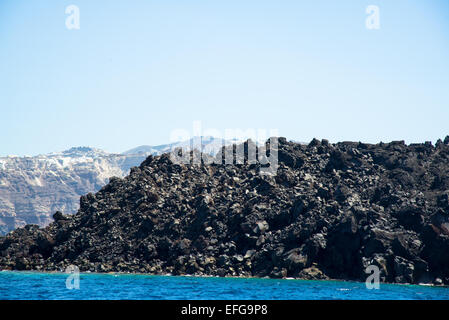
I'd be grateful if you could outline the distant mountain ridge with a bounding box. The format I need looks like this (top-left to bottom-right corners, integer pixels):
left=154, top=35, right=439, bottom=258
left=123, top=136, right=243, bottom=156
left=0, top=137, right=235, bottom=235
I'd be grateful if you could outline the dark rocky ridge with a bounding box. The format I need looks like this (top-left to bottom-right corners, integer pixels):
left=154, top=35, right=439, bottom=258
left=1, top=137, right=449, bottom=285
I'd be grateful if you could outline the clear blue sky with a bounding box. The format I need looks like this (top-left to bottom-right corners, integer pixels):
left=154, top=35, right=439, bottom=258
left=1, top=0, right=448, bottom=156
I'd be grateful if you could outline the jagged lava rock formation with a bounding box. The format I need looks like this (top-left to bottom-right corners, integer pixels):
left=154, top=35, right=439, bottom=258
left=1, top=137, right=449, bottom=285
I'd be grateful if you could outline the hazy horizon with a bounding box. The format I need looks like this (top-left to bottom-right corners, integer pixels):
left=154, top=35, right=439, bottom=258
left=1, top=0, right=448, bottom=157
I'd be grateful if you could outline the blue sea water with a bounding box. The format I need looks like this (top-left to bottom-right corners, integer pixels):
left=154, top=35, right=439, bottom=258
left=1, top=271, right=449, bottom=300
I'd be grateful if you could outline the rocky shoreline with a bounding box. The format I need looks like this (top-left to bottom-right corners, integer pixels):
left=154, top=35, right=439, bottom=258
left=1, top=137, right=449, bottom=285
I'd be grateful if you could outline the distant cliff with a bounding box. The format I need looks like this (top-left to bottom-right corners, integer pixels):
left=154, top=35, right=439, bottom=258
left=0, top=137, right=234, bottom=235
left=0, top=147, right=147, bottom=235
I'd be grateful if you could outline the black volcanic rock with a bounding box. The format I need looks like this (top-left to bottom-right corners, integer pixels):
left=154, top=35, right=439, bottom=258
left=1, top=137, right=449, bottom=285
